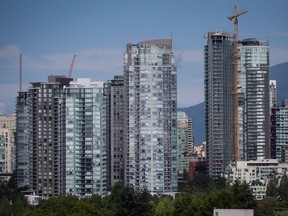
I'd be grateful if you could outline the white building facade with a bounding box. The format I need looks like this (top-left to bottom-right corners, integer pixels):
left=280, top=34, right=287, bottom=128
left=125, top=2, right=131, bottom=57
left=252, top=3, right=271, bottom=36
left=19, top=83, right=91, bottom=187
left=224, top=159, right=288, bottom=200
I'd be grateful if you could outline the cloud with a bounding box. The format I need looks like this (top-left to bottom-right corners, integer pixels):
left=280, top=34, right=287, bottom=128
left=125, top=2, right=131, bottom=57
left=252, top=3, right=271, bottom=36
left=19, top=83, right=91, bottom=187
left=29, top=48, right=124, bottom=72
left=0, top=102, right=7, bottom=114
left=0, top=45, right=205, bottom=80
left=175, top=49, right=203, bottom=65
left=0, top=45, right=123, bottom=73
left=0, top=45, right=21, bottom=59
left=0, top=84, right=29, bottom=114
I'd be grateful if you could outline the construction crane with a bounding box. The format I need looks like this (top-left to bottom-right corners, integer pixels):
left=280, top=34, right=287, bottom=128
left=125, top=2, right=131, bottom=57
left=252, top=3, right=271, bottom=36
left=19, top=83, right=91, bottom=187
left=227, top=4, right=248, bottom=161
left=19, top=54, right=22, bottom=92
left=68, top=55, right=77, bottom=78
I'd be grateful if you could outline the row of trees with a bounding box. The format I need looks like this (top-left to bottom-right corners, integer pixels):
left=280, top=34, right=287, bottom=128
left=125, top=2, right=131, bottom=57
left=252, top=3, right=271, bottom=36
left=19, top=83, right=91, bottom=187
left=1, top=174, right=288, bottom=216
left=18, top=181, right=255, bottom=216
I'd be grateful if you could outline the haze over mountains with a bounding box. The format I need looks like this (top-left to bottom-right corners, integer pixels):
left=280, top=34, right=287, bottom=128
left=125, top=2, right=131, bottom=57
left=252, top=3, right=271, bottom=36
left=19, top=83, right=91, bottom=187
left=178, top=62, right=288, bottom=146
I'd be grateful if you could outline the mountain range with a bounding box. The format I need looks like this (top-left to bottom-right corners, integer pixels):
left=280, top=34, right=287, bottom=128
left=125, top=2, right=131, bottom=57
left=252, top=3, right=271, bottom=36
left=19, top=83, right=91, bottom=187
left=178, top=62, right=288, bottom=146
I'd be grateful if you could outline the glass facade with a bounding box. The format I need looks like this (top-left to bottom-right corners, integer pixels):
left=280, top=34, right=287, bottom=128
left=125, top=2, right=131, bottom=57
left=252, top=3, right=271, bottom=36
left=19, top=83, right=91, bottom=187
left=15, top=92, right=30, bottom=188
left=16, top=76, right=107, bottom=197
left=271, top=100, right=288, bottom=161
left=124, top=39, right=177, bottom=192
left=65, top=78, right=107, bottom=197
left=204, top=31, right=235, bottom=177
left=177, top=112, right=194, bottom=174
left=238, top=39, right=270, bottom=160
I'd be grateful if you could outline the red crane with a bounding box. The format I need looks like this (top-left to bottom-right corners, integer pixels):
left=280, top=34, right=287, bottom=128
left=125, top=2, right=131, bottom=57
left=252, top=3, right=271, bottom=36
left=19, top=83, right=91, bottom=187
left=68, top=55, right=77, bottom=78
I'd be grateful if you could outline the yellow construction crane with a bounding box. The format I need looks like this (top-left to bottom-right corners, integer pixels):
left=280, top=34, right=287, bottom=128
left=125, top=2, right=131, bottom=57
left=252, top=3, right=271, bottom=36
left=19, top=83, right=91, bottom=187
left=227, top=4, right=248, bottom=161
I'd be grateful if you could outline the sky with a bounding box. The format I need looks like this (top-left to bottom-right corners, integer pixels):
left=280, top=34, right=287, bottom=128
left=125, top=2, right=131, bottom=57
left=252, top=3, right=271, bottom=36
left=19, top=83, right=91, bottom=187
left=0, top=0, right=288, bottom=115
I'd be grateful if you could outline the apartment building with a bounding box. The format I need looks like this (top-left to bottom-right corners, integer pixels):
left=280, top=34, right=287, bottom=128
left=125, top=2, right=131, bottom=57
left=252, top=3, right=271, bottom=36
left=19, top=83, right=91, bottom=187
left=15, top=91, right=30, bottom=188
left=27, top=76, right=72, bottom=197
left=0, top=113, right=16, bottom=181
left=65, top=78, right=107, bottom=197
left=269, top=80, right=277, bottom=109
left=105, top=76, right=125, bottom=187
left=224, top=159, right=288, bottom=200
left=0, top=113, right=16, bottom=129
left=204, top=31, right=235, bottom=177
left=238, top=38, right=270, bottom=160
left=123, top=39, right=178, bottom=192
left=177, top=112, right=194, bottom=174
left=0, top=127, right=15, bottom=181
left=271, top=99, right=288, bottom=161
left=15, top=76, right=109, bottom=197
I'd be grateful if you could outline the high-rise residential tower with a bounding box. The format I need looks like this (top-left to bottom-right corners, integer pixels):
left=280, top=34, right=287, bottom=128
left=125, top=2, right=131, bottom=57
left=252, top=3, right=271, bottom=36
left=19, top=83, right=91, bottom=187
left=15, top=76, right=108, bottom=197
left=204, top=31, right=235, bottom=177
left=177, top=112, right=194, bottom=175
left=269, top=80, right=277, bottom=109
left=15, top=92, right=30, bottom=188
left=238, top=39, right=270, bottom=160
left=271, top=99, right=288, bottom=161
left=65, top=78, right=107, bottom=197
left=27, top=76, right=71, bottom=197
left=105, top=76, right=124, bottom=187
left=124, top=39, right=177, bottom=192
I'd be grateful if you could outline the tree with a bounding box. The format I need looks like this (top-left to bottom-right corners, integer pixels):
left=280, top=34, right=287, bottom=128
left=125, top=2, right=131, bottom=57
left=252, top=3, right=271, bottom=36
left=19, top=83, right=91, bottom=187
left=254, top=197, right=277, bottom=216
left=279, top=175, right=288, bottom=200
left=230, top=180, right=256, bottom=209
left=29, top=195, right=80, bottom=215
left=0, top=181, right=10, bottom=200
left=266, top=175, right=279, bottom=197
left=155, top=196, right=174, bottom=216
left=134, top=189, right=154, bottom=216
left=108, top=183, right=153, bottom=216
left=12, top=195, right=25, bottom=216
left=174, top=194, right=192, bottom=216
left=0, top=197, right=12, bottom=216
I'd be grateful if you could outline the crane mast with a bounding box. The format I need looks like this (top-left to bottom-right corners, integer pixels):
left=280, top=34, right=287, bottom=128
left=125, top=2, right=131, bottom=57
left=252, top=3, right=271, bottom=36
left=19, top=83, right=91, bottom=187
left=20, top=54, right=22, bottom=92
left=227, top=4, right=248, bottom=161
left=68, top=55, right=77, bottom=78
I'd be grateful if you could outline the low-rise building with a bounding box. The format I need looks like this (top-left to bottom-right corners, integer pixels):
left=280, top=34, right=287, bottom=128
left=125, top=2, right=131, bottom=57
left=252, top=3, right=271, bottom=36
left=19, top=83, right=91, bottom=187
left=0, top=113, right=16, bottom=129
left=0, top=114, right=16, bottom=181
left=24, top=194, right=43, bottom=206
left=224, top=159, right=288, bottom=200
left=189, top=161, right=208, bottom=181
left=213, top=209, right=254, bottom=216
left=0, top=127, right=16, bottom=181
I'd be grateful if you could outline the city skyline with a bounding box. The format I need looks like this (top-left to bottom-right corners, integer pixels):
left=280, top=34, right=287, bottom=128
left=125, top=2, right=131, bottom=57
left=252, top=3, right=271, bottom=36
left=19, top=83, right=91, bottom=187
left=1, top=0, right=288, bottom=114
